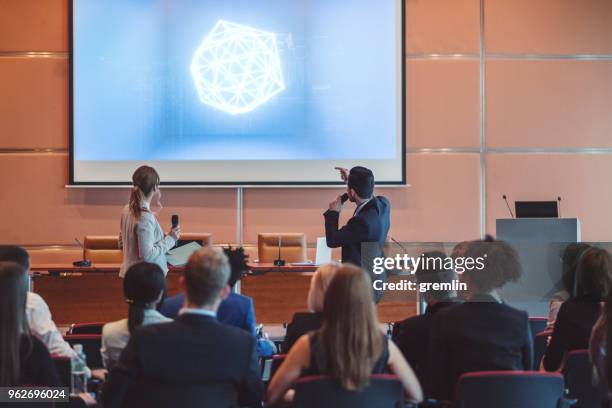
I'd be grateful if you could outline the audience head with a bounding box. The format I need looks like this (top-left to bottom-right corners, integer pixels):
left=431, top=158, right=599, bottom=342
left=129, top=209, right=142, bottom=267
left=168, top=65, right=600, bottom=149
left=415, top=251, right=457, bottom=303
left=307, top=262, right=341, bottom=313
left=575, top=246, right=612, bottom=300
left=320, top=264, right=383, bottom=391
left=451, top=241, right=470, bottom=259
left=223, top=246, right=249, bottom=289
left=0, top=262, right=30, bottom=386
left=462, top=235, right=521, bottom=298
left=123, top=262, right=166, bottom=333
left=129, top=165, right=160, bottom=218
left=347, top=166, right=374, bottom=201
left=560, top=243, right=591, bottom=295
left=183, top=247, right=231, bottom=310
left=0, top=246, right=30, bottom=271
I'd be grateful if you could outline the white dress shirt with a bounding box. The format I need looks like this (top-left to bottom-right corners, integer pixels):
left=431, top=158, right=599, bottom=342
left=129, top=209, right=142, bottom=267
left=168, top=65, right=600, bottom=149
left=100, top=309, right=171, bottom=368
left=26, top=292, right=77, bottom=358
left=118, top=202, right=176, bottom=277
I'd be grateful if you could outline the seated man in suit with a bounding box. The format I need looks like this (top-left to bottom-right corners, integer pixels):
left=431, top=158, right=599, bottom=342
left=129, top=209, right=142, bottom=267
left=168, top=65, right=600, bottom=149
left=101, top=247, right=263, bottom=408
left=428, top=237, right=533, bottom=400
left=324, top=166, right=390, bottom=302
left=392, top=251, right=461, bottom=389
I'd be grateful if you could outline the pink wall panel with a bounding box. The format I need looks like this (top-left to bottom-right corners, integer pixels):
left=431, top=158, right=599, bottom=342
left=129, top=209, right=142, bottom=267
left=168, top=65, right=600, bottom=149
left=0, top=58, right=68, bottom=149
left=486, top=154, right=612, bottom=241
left=406, top=0, right=480, bottom=54
left=243, top=153, right=481, bottom=245
left=486, top=60, right=612, bottom=148
left=0, top=0, right=68, bottom=52
left=486, top=0, right=612, bottom=54
left=0, top=154, right=237, bottom=245
left=408, top=59, right=480, bottom=148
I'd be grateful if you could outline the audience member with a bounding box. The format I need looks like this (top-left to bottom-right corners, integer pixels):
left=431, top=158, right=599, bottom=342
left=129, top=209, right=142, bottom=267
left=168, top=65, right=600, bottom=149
left=547, top=243, right=591, bottom=330
left=267, top=265, right=423, bottom=406
left=101, top=262, right=170, bottom=368
left=428, top=236, right=532, bottom=400
left=590, top=287, right=611, bottom=389
left=543, top=246, right=612, bottom=371
left=283, top=262, right=340, bottom=351
left=0, top=245, right=76, bottom=359
left=392, top=251, right=461, bottom=390
left=0, top=261, right=59, bottom=387
left=101, top=247, right=262, bottom=408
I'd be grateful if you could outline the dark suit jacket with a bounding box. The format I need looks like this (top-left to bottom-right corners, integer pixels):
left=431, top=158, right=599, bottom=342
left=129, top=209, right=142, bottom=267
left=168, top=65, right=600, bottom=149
left=542, top=294, right=601, bottom=371
left=101, top=313, right=263, bottom=408
left=428, top=295, right=533, bottom=400
left=283, top=312, right=323, bottom=352
left=392, top=301, right=459, bottom=390
left=160, top=292, right=257, bottom=335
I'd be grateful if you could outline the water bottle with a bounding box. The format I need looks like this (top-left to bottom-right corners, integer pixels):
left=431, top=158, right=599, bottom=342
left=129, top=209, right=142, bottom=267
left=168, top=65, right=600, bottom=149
left=71, top=344, right=88, bottom=395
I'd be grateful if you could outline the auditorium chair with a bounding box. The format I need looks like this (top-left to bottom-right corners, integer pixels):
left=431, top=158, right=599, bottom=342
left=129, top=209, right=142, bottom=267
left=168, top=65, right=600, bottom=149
left=533, top=329, right=552, bottom=370
left=52, top=355, right=72, bottom=387
left=293, top=374, right=404, bottom=408
left=83, top=236, right=122, bottom=264
left=528, top=316, right=548, bottom=340
left=563, top=349, right=607, bottom=408
left=257, top=233, right=307, bottom=263
left=64, top=334, right=103, bottom=369
left=176, top=232, right=212, bottom=248
left=68, top=322, right=105, bottom=335
left=454, top=371, right=572, bottom=408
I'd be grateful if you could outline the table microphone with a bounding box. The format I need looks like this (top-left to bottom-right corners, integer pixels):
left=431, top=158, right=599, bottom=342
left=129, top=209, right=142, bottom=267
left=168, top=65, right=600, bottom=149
left=557, top=196, right=562, bottom=218
left=72, top=238, right=92, bottom=267
left=274, top=235, right=286, bottom=267
left=502, top=195, right=515, bottom=219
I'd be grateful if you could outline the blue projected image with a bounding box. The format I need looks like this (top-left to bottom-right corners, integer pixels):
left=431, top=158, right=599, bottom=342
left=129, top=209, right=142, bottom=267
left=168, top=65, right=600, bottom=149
left=73, top=0, right=400, bottom=161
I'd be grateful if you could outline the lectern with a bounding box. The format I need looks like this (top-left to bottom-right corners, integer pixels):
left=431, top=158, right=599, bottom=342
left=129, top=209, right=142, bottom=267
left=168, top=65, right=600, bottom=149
left=496, top=218, right=581, bottom=316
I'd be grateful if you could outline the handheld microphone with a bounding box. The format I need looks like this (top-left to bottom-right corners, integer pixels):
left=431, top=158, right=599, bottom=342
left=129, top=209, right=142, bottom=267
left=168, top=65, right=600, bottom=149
left=171, top=214, right=179, bottom=228
left=340, top=193, right=349, bottom=204
left=274, top=235, right=286, bottom=266
left=73, top=238, right=92, bottom=267
left=557, top=196, right=562, bottom=218
left=502, top=195, right=515, bottom=219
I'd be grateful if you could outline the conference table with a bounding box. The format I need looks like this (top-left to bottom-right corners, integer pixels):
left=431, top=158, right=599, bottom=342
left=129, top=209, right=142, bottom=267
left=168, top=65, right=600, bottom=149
left=30, top=262, right=415, bottom=325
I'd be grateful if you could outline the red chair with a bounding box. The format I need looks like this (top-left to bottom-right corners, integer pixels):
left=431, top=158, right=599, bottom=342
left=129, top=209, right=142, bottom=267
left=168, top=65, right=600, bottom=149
left=563, top=349, right=607, bottom=408
left=64, top=334, right=103, bottom=369
left=529, top=317, right=548, bottom=339
left=51, top=355, right=72, bottom=387
left=294, top=374, right=404, bottom=408
left=533, top=329, right=552, bottom=370
left=455, top=371, right=570, bottom=408
left=268, top=354, right=286, bottom=380
left=68, top=322, right=105, bottom=335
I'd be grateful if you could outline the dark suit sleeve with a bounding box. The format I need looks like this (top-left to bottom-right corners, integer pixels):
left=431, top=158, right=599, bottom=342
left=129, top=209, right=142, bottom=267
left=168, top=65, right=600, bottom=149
left=522, top=312, right=534, bottom=370
left=323, top=210, right=369, bottom=248
left=101, top=331, right=142, bottom=408
left=542, top=303, right=568, bottom=371
left=238, top=336, right=264, bottom=408
left=428, top=313, right=451, bottom=400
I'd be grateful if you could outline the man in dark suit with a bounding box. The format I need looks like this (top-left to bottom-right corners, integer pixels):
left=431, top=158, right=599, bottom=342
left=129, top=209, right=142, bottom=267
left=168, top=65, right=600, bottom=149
left=101, top=247, right=263, bottom=408
left=427, top=237, right=533, bottom=401
left=324, top=166, right=390, bottom=302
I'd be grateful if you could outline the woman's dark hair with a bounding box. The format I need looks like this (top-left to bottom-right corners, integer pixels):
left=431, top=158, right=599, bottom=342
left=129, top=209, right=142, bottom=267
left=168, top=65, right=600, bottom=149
left=347, top=166, right=374, bottom=199
left=603, top=289, right=612, bottom=392
left=320, top=265, right=383, bottom=391
left=223, top=247, right=249, bottom=288
left=129, top=166, right=160, bottom=219
left=561, top=243, right=591, bottom=294
left=0, top=262, right=30, bottom=386
left=463, top=236, right=522, bottom=294
left=123, top=262, right=166, bottom=333
left=575, top=247, right=612, bottom=300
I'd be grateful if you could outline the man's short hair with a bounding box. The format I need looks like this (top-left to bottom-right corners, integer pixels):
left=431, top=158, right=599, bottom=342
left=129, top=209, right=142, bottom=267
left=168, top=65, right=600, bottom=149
left=348, top=166, right=375, bottom=199
left=415, top=251, right=457, bottom=300
left=0, top=246, right=30, bottom=270
left=184, top=247, right=231, bottom=307
left=463, top=236, right=521, bottom=293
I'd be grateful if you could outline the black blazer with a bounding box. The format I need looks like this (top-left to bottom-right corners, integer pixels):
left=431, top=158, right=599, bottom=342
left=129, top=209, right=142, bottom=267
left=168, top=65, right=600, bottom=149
left=542, top=294, right=601, bottom=371
left=324, top=196, right=390, bottom=266
left=392, top=301, right=459, bottom=390
left=101, top=313, right=263, bottom=408
left=428, top=295, right=533, bottom=400
left=283, top=312, right=323, bottom=352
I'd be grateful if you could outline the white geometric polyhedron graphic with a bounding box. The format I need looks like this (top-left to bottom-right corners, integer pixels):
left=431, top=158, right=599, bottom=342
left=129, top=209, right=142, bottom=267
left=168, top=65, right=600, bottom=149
left=190, top=20, right=285, bottom=115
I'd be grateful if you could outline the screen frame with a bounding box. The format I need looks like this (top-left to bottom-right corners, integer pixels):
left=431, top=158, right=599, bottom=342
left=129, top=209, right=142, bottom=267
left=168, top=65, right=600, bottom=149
left=68, top=0, right=406, bottom=187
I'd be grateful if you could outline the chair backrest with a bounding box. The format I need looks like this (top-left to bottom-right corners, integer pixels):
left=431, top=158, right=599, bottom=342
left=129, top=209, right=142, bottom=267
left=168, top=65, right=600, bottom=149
left=456, top=371, right=565, bottom=408
left=64, top=334, right=103, bottom=369
left=83, top=236, right=123, bottom=264
left=563, top=349, right=607, bottom=408
left=533, top=330, right=552, bottom=370
left=51, top=355, right=72, bottom=387
left=258, top=233, right=307, bottom=263
left=294, top=375, right=404, bottom=408
left=176, top=233, right=212, bottom=248
left=529, top=317, right=548, bottom=339
left=68, top=322, right=105, bottom=335
left=268, top=354, right=286, bottom=381
left=124, top=380, right=239, bottom=408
